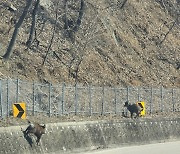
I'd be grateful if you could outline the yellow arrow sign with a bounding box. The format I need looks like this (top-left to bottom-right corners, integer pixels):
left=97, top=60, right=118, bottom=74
left=137, top=102, right=146, bottom=116
left=13, top=103, right=26, bottom=119
left=136, top=101, right=145, bottom=116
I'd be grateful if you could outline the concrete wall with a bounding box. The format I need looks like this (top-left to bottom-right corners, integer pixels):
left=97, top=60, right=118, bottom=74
left=0, top=118, right=180, bottom=154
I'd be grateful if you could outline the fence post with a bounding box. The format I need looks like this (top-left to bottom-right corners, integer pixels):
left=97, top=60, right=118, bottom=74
left=172, top=88, right=175, bottom=112
left=0, top=80, right=2, bottom=117
left=7, top=79, right=9, bottom=117
left=49, top=82, right=52, bottom=117
left=150, top=87, right=153, bottom=114
left=16, top=78, right=19, bottom=103
left=114, top=87, right=117, bottom=114
left=74, top=84, right=78, bottom=115
left=160, top=86, right=163, bottom=112
left=101, top=86, right=105, bottom=115
left=125, top=86, right=129, bottom=116
left=61, top=82, right=65, bottom=115
left=127, top=86, right=129, bottom=101
left=32, top=81, right=35, bottom=116
left=88, top=85, right=92, bottom=115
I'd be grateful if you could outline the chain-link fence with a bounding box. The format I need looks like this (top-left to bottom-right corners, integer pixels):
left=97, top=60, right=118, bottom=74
left=0, top=79, right=179, bottom=118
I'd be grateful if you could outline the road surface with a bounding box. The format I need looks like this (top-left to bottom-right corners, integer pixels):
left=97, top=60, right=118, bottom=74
left=79, top=140, right=180, bottom=154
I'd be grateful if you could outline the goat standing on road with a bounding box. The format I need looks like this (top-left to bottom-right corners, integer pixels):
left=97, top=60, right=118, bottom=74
left=124, top=101, right=143, bottom=118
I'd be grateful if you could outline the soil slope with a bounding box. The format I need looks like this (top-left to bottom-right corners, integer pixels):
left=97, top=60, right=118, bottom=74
left=0, top=0, right=179, bottom=87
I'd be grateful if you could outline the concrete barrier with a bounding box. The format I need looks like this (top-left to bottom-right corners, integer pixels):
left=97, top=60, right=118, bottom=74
left=0, top=118, right=180, bottom=154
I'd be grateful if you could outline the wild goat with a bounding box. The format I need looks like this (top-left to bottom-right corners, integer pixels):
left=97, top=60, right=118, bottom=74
left=23, top=120, right=46, bottom=145
left=124, top=101, right=143, bottom=118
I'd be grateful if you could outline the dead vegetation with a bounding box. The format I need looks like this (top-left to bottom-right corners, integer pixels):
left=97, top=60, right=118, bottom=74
left=1, top=111, right=180, bottom=127
left=0, top=0, right=179, bottom=88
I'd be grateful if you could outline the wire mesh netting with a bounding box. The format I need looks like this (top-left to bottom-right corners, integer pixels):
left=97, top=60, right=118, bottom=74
left=0, top=79, right=179, bottom=118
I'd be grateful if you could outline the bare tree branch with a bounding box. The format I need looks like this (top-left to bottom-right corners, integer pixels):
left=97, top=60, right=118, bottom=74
left=42, top=2, right=59, bottom=65
left=159, top=15, right=179, bottom=45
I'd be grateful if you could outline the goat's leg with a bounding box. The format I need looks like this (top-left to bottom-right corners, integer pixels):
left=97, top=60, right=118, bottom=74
left=36, top=135, right=42, bottom=145
left=135, top=114, right=139, bottom=118
left=24, top=125, right=32, bottom=134
left=138, top=111, right=142, bottom=117
left=130, top=112, right=133, bottom=118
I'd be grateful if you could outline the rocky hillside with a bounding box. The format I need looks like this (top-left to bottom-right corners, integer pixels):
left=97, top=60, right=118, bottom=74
left=0, top=0, right=179, bottom=87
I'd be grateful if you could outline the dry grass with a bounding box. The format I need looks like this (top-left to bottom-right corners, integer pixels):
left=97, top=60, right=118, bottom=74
left=1, top=111, right=180, bottom=127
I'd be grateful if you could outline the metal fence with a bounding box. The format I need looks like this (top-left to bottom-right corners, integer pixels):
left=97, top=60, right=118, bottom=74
left=0, top=79, right=179, bottom=118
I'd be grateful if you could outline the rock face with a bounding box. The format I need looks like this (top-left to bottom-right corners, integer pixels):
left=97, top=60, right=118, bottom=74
left=0, top=0, right=179, bottom=87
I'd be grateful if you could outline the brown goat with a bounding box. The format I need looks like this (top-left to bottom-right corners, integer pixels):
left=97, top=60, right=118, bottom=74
left=24, top=120, right=46, bottom=145
left=124, top=101, right=143, bottom=118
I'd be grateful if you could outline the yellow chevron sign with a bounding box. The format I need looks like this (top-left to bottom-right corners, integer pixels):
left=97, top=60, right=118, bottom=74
left=136, top=101, right=145, bottom=116
left=13, top=103, right=26, bottom=119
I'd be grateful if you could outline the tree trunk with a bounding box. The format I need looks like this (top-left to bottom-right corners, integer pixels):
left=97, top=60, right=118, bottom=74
left=3, top=0, right=33, bottom=60
left=26, top=0, right=40, bottom=47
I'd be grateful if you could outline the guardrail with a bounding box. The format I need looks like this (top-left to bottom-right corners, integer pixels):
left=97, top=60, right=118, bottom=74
left=0, top=79, right=179, bottom=117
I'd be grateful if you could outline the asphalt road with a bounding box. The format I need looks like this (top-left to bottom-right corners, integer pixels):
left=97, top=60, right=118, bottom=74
left=79, top=141, right=180, bottom=154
